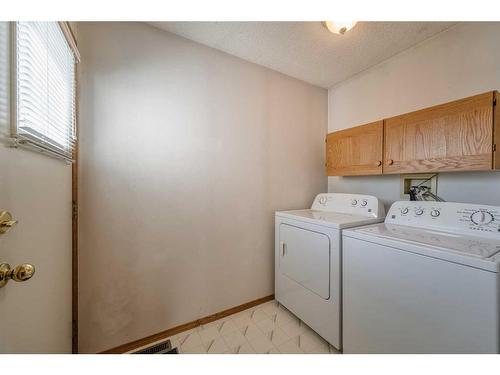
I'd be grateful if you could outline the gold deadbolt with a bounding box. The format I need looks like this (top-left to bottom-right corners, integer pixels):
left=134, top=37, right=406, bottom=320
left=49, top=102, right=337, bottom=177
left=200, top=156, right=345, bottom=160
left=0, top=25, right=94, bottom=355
left=0, top=211, right=18, bottom=234
left=0, top=263, right=35, bottom=288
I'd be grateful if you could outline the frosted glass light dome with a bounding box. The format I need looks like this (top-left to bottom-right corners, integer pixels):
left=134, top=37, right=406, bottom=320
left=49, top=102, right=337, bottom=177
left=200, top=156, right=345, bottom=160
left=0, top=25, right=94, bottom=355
left=323, top=21, right=358, bottom=35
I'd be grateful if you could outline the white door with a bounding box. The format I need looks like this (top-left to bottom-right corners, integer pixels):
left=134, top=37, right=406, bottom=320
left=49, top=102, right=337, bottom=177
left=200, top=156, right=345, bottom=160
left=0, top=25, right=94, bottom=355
left=279, top=223, right=330, bottom=299
left=0, top=21, right=72, bottom=353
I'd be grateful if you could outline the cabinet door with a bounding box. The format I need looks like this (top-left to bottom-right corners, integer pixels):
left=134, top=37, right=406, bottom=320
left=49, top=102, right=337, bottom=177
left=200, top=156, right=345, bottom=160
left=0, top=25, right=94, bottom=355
left=494, top=91, right=500, bottom=169
left=384, top=92, right=495, bottom=174
left=326, top=121, right=383, bottom=176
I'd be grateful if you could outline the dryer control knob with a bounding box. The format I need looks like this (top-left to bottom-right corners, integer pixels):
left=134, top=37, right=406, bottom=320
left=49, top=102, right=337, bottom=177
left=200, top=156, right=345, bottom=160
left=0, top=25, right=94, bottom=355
left=351, top=199, right=358, bottom=206
left=415, top=209, right=424, bottom=216
left=361, top=200, right=368, bottom=207
left=430, top=210, right=440, bottom=218
left=318, top=196, right=327, bottom=205
left=471, top=211, right=494, bottom=225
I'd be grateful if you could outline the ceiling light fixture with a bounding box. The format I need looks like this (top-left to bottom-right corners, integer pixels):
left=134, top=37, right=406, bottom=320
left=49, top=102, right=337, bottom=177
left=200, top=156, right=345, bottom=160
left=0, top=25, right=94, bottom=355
left=323, top=21, right=358, bottom=35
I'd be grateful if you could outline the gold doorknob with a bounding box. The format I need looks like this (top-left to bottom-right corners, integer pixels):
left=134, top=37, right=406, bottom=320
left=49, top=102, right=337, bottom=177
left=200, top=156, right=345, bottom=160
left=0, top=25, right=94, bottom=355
left=0, top=263, right=35, bottom=288
left=0, top=211, right=18, bottom=234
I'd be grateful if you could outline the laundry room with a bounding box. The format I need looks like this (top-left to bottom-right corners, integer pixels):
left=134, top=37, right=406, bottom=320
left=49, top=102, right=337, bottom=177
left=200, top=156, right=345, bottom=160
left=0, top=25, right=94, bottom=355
left=1, top=1, right=500, bottom=374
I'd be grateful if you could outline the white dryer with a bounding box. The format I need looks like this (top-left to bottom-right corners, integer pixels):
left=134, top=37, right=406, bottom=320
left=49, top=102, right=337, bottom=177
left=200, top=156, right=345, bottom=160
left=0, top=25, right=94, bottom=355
left=343, top=201, right=500, bottom=353
left=275, top=193, right=385, bottom=350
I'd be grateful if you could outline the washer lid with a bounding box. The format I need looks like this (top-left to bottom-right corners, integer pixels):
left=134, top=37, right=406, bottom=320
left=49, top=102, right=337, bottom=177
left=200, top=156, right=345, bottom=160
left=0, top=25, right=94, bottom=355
left=344, top=223, right=500, bottom=271
left=276, top=209, right=384, bottom=229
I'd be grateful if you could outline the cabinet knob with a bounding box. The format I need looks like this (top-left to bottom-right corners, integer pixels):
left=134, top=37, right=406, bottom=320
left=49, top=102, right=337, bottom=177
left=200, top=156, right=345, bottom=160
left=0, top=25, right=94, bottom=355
left=375, top=160, right=382, bottom=167
left=386, top=159, right=394, bottom=166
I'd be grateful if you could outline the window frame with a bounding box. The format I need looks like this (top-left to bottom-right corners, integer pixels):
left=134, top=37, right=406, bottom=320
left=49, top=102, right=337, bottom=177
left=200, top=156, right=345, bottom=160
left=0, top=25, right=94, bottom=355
left=10, top=21, right=79, bottom=162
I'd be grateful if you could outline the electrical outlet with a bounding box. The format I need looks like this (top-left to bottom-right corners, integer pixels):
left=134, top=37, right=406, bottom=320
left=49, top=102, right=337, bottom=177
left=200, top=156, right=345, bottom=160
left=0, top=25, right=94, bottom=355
left=400, top=173, right=438, bottom=200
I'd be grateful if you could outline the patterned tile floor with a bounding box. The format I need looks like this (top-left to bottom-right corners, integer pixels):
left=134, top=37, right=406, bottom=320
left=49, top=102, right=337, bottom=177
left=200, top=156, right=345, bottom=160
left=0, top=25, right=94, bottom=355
left=161, top=300, right=340, bottom=354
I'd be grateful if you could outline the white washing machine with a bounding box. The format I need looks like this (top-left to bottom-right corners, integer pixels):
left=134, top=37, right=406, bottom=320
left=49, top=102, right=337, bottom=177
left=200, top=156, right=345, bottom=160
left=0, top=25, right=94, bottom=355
left=342, top=201, right=500, bottom=353
left=275, top=193, right=385, bottom=350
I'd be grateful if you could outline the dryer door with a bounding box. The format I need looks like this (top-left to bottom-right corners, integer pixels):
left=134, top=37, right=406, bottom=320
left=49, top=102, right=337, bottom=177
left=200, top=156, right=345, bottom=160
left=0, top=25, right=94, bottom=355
left=279, top=223, right=330, bottom=299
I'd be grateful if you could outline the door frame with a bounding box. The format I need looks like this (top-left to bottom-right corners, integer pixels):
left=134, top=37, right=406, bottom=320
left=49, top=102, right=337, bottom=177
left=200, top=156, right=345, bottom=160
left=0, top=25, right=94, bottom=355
left=70, top=22, right=79, bottom=355
left=71, top=121, right=78, bottom=354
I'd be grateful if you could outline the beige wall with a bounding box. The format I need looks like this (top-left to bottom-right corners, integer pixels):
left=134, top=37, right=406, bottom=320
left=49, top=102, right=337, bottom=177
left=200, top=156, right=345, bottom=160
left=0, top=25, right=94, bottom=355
left=77, top=22, right=327, bottom=353
left=0, top=22, right=72, bottom=353
left=328, top=22, right=500, bottom=208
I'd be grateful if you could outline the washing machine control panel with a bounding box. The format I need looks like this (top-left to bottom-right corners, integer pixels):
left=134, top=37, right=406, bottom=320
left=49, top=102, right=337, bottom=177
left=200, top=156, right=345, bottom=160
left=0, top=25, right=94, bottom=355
left=386, top=201, right=500, bottom=238
left=312, top=193, right=385, bottom=218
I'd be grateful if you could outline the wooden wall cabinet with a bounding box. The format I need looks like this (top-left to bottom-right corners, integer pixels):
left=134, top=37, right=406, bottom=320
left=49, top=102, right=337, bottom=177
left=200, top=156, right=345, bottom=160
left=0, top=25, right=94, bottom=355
left=325, top=121, right=383, bottom=176
left=383, top=91, right=498, bottom=174
left=326, top=91, right=499, bottom=176
left=494, top=91, right=500, bottom=169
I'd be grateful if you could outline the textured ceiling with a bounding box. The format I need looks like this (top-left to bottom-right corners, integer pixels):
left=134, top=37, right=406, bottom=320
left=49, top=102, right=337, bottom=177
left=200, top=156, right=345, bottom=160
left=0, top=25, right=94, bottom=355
left=149, top=22, right=455, bottom=88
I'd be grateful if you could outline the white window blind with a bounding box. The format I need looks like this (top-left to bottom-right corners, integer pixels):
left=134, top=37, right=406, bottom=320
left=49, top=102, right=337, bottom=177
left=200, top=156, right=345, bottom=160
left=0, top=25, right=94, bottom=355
left=0, top=23, right=9, bottom=137
left=14, top=21, right=76, bottom=161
